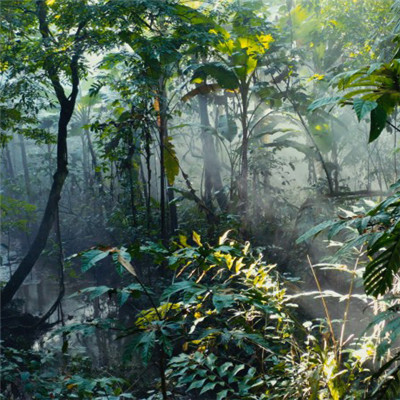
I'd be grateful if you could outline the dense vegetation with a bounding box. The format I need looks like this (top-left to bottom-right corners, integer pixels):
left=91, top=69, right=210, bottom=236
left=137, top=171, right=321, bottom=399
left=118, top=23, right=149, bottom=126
left=2, top=0, right=400, bottom=398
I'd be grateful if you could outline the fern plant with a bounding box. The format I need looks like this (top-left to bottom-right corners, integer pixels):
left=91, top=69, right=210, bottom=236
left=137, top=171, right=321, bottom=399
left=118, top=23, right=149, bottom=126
left=297, top=180, right=400, bottom=297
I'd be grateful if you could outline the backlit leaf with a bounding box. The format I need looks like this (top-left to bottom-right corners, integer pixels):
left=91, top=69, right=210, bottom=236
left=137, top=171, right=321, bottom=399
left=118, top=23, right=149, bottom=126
left=353, top=98, right=378, bottom=121
left=81, top=249, right=110, bottom=272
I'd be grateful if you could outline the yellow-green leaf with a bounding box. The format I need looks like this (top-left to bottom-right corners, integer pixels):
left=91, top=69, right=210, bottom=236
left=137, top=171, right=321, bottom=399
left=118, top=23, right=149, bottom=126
left=193, top=231, right=202, bottom=246
left=163, top=136, right=180, bottom=185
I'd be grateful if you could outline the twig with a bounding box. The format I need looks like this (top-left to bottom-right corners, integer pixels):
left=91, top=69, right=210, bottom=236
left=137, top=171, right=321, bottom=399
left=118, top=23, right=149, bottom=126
left=307, top=255, right=336, bottom=346
left=338, top=250, right=361, bottom=366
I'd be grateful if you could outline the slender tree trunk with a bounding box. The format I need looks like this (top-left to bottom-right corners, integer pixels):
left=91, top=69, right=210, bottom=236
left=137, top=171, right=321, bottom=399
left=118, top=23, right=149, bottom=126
left=2, top=107, right=73, bottom=307
left=167, top=186, right=178, bottom=234
left=145, top=127, right=152, bottom=231
left=239, top=84, right=250, bottom=218
left=158, top=93, right=167, bottom=245
left=81, top=134, right=89, bottom=187
left=4, top=144, right=15, bottom=180
left=160, top=87, right=178, bottom=236
left=18, top=134, right=32, bottom=203
left=110, top=161, right=115, bottom=201
left=252, top=172, right=258, bottom=222
left=197, top=92, right=228, bottom=211
left=128, top=160, right=137, bottom=225
left=198, top=97, right=213, bottom=207
left=332, top=142, right=339, bottom=192
left=85, top=129, right=104, bottom=192
left=140, top=158, right=148, bottom=207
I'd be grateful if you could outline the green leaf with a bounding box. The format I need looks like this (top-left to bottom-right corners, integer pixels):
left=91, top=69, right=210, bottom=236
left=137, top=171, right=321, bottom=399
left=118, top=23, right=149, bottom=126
left=364, top=225, right=400, bottom=296
left=138, top=331, right=156, bottom=366
left=217, top=389, right=230, bottom=400
left=182, top=84, right=220, bottom=102
left=231, top=364, right=245, bottom=377
left=118, top=283, right=146, bottom=305
left=192, top=62, right=239, bottom=90
left=296, top=220, right=336, bottom=244
left=81, top=249, right=110, bottom=272
left=161, top=280, right=206, bottom=301
left=213, top=293, right=235, bottom=313
left=20, top=371, right=30, bottom=382
left=307, top=96, right=344, bottom=112
left=164, top=136, right=180, bottom=185
left=200, top=381, right=219, bottom=394
left=369, top=105, right=387, bottom=142
left=188, top=378, right=207, bottom=391
left=217, top=362, right=233, bottom=376
left=353, top=98, right=378, bottom=121
left=77, top=286, right=112, bottom=301
left=118, top=290, right=130, bottom=306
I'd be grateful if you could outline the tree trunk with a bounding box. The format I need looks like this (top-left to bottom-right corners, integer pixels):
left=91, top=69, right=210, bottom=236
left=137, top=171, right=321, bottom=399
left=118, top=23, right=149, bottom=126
left=167, top=186, right=178, bottom=234
left=2, top=107, right=73, bottom=307
left=197, top=92, right=228, bottom=211
left=158, top=93, right=167, bottom=245
left=145, top=127, right=152, bottom=231
left=159, top=81, right=178, bottom=240
left=18, top=134, right=32, bottom=203
left=128, top=159, right=137, bottom=225
left=1, top=0, right=83, bottom=308
left=47, top=142, right=53, bottom=187
left=85, top=129, right=104, bottom=193
left=81, top=133, right=89, bottom=187
left=239, top=84, right=249, bottom=218
left=4, top=143, right=15, bottom=180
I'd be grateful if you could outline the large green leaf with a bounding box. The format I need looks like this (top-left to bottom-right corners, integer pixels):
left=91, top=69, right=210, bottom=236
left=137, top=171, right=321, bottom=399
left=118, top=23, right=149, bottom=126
left=353, top=98, right=378, bottom=121
left=296, top=220, right=342, bottom=244
left=181, top=83, right=220, bottom=102
left=369, top=105, right=387, bottom=143
left=81, top=249, right=110, bottom=272
left=161, top=280, right=201, bottom=299
left=72, top=286, right=112, bottom=301
left=192, top=62, right=239, bottom=90
left=163, top=136, right=180, bottom=185
left=307, top=96, right=344, bottom=112
left=137, top=330, right=156, bottom=366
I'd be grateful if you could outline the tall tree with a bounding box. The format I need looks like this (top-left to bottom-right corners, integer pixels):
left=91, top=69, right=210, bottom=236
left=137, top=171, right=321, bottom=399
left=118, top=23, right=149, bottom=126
left=1, top=0, right=97, bottom=307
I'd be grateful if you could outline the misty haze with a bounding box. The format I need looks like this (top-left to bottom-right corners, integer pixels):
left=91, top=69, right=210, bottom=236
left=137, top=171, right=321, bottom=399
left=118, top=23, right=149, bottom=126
left=1, top=0, right=400, bottom=399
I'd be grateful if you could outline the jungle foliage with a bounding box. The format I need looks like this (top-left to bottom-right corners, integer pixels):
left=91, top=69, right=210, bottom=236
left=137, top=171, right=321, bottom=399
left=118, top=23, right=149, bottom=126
left=2, top=0, right=400, bottom=399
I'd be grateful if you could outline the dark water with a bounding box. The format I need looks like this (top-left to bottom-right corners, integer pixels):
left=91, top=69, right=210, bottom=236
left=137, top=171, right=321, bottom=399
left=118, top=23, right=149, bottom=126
left=1, top=247, right=131, bottom=368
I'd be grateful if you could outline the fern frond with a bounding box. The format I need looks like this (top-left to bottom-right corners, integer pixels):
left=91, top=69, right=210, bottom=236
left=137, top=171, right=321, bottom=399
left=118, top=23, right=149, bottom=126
left=371, top=357, right=400, bottom=400
left=364, top=225, right=400, bottom=296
